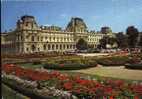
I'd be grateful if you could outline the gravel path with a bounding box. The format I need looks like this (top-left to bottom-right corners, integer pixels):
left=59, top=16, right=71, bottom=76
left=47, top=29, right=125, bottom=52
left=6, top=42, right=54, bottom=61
left=73, top=66, right=142, bottom=81
left=77, top=53, right=109, bottom=57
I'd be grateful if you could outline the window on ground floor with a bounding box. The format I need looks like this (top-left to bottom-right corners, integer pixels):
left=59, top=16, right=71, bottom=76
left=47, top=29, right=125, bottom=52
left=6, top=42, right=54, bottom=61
left=43, top=44, right=46, bottom=50
left=56, top=44, right=58, bottom=49
left=48, top=45, right=51, bottom=50
left=52, top=45, right=54, bottom=50
left=60, top=44, right=62, bottom=50
left=26, top=47, right=29, bottom=51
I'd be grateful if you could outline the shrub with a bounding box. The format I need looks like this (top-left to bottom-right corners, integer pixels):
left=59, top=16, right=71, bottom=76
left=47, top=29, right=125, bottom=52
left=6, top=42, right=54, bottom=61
left=32, top=61, right=41, bottom=65
left=125, top=64, right=142, bottom=70
left=43, top=58, right=97, bottom=70
left=96, top=56, right=130, bottom=66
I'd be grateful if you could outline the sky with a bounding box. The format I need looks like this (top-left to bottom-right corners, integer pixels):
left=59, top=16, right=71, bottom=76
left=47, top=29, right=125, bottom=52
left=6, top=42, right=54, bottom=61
left=1, top=0, right=142, bottom=33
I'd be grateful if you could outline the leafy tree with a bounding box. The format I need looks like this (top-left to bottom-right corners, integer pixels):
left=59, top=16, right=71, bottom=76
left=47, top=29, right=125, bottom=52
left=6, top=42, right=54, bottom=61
left=99, top=36, right=108, bottom=49
left=76, top=38, right=88, bottom=50
left=99, top=36, right=117, bottom=49
left=126, top=26, right=139, bottom=48
left=116, top=32, right=128, bottom=48
left=138, top=33, right=142, bottom=47
left=108, top=37, right=117, bottom=46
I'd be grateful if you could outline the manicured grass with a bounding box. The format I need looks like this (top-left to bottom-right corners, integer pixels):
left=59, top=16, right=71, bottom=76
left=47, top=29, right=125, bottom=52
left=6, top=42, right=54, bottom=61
left=17, top=63, right=43, bottom=69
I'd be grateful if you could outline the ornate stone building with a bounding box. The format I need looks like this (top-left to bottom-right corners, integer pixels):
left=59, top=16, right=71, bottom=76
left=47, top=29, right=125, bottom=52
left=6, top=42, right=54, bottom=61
left=1, top=15, right=115, bottom=54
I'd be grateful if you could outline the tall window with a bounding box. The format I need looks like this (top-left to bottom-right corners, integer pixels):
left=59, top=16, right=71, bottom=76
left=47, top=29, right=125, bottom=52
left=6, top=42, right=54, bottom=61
left=31, top=45, right=36, bottom=52
left=67, top=45, right=69, bottom=49
left=26, top=47, right=29, bottom=51
left=43, top=44, right=46, bottom=50
left=60, top=44, right=62, bottom=50
left=56, top=44, right=58, bottom=49
left=63, top=44, right=66, bottom=49
left=31, top=36, right=34, bottom=41
left=52, top=45, right=54, bottom=50
left=48, top=45, right=51, bottom=50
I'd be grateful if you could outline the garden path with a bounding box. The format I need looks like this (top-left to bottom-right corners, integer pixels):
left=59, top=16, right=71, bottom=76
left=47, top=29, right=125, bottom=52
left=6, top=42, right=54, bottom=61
left=73, top=66, right=142, bottom=81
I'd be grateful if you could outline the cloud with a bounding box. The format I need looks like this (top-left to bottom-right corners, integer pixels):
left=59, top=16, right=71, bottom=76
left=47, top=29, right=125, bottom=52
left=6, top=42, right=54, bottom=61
left=43, top=24, right=51, bottom=26
left=60, top=13, right=70, bottom=19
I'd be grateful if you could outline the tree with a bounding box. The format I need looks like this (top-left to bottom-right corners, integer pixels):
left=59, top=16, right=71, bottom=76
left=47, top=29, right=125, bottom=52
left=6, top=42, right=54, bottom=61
left=138, top=33, right=142, bottom=47
left=99, top=36, right=108, bottom=49
left=108, top=37, right=117, bottom=46
left=76, top=38, right=88, bottom=50
left=99, top=36, right=117, bottom=49
left=126, top=26, right=139, bottom=48
left=116, top=32, right=128, bottom=48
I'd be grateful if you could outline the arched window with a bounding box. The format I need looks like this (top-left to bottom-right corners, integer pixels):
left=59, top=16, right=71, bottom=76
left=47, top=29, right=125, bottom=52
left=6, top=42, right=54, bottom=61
left=52, top=45, right=55, bottom=50
left=63, top=44, right=66, bottom=49
left=31, top=45, right=36, bottom=52
left=31, top=36, right=34, bottom=41
left=43, top=44, right=46, bottom=50
left=67, top=45, right=69, bottom=49
left=48, top=44, right=51, bottom=50
left=60, top=44, right=62, bottom=50
left=70, top=45, right=72, bottom=49
left=26, top=47, right=29, bottom=51
left=56, top=44, right=58, bottom=49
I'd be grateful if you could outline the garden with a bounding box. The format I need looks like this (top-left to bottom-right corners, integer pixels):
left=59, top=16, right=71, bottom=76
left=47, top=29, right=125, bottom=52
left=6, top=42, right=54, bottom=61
left=43, top=57, right=97, bottom=70
left=2, top=64, right=142, bottom=99
left=2, top=53, right=142, bottom=99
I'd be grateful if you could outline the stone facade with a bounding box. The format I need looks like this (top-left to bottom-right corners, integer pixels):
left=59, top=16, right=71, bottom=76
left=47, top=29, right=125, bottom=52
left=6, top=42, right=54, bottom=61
left=1, top=15, right=115, bottom=54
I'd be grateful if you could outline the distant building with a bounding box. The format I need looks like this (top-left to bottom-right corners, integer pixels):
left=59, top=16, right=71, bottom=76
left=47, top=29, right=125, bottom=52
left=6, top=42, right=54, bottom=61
left=1, top=15, right=115, bottom=54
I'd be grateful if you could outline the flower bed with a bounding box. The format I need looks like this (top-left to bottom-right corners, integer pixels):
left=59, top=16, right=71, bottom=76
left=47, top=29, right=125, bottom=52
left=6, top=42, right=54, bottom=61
left=43, top=58, right=97, bottom=70
left=96, top=56, right=130, bottom=66
left=2, top=52, right=77, bottom=59
left=2, top=64, right=142, bottom=98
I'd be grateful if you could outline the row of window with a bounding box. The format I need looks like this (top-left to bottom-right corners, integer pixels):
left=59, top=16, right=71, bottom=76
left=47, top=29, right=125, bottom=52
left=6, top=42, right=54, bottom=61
left=31, top=36, right=74, bottom=42
left=88, top=38, right=101, bottom=42
left=27, top=44, right=76, bottom=52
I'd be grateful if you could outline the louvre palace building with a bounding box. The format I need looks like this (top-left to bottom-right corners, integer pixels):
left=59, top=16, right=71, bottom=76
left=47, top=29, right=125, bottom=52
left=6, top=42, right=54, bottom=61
left=1, top=15, right=115, bottom=54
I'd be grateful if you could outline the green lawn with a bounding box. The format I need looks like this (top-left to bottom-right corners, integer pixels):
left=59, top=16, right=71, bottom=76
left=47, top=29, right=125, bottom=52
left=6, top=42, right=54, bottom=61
left=17, top=63, right=43, bottom=69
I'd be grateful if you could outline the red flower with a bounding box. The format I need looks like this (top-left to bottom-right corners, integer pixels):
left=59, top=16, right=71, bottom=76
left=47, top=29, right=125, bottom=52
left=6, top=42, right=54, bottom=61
left=134, top=96, right=139, bottom=99
left=73, top=89, right=81, bottom=94
left=58, top=74, right=68, bottom=80
left=109, top=96, right=114, bottom=99
left=104, top=86, right=112, bottom=95
left=59, top=64, right=64, bottom=67
left=88, top=87, right=96, bottom=94
left=76, top=79, right=92, bottom=86
left=133, top=84, right=142, bottom=95
left=50, top=71, right=60, bottom=77
left=63, top=82, right=73, bottom=90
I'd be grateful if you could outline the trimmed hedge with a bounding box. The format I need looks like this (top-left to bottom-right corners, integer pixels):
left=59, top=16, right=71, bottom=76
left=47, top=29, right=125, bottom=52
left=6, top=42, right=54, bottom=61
left=43, top=58, right=97, bottom=70
left=125, top=64, right=142, bottom=70
left=43, top=63, right=95, bottom=70
left=96, top=56, right=130, bottom=66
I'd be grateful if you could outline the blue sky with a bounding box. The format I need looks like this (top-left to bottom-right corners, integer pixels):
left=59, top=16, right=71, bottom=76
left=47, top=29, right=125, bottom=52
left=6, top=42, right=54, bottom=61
left=1, top=0, right=142, bottom=33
